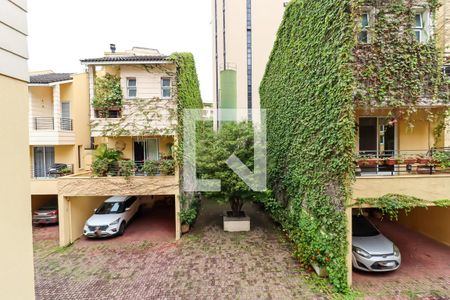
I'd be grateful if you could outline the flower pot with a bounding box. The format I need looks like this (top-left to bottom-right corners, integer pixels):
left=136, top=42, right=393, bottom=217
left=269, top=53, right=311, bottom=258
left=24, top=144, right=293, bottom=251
left=402, top=158, right=417, bottom=165
left=418, top=158, right=431, bottom=165
left=384, top=158, right=397, bottom=166
left=311, top=262, right=328, bottom=278
left=223, top=211, right=250, bottom=232
left=181, top=224, right=190, bottom=234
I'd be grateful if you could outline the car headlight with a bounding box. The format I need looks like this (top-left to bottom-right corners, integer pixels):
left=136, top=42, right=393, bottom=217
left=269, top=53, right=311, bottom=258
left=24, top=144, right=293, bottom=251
left=393, top=245, right=400, bottom=257
left=352, top=246, right=372, bottom=258
left=109, top=218, right=120, bottom=226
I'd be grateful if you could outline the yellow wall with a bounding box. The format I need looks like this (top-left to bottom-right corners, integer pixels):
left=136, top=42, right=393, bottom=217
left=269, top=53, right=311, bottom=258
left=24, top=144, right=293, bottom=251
left=397, top=207, right=450, bottom=246
left=0, top=74, right=35, bottom=298
left=59, top=196, right=107, bottom=246
left=94, top=136, right=175, bottom=160
left=72, top=73, right=91, bottom=171
left=31, top=195, right=57, bottom=212
left=353, top=175, right=450, bottom=201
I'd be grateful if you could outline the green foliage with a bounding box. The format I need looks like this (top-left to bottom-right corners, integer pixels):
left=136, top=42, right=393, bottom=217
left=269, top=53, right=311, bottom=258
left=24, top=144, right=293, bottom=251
left=93, top=73, right=123, bottom=111
left=353, top=0, right=443, bottom=116
left=179, top=207, right=197, bottom=225
left=159, top=159, right=176, bottom=175
left=92, top=144, right=123, bottom=177
left=142, top=160, right=159, bottom=176
left=197, top=122, right=261, bottom=217
left=432, top=151, right=450, bottom=168
left=354, top=194, right=449, bottom=218
left=119, top=160, right=136, bottom=178
left=91, top=158, right=109, bottom=177
left=260, top=0, right=356, bottom=293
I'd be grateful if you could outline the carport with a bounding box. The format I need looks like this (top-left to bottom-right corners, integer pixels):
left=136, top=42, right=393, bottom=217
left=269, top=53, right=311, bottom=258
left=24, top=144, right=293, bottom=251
left=57, top=175, right=181, bottom=246
left=351, top=206, right=450, bottom=294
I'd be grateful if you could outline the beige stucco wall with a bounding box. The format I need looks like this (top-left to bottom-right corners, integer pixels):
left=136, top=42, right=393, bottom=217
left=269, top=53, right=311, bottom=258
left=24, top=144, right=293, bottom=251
left=30, top=179, right=58, bottom=195
left=353, top=175, right=450, bottom=201
left=31, top=194, right=57, bottom=212
left=0, top=74, right=35, bottom=299
left=58, top=195, right=107, bottom=246
left=397, top=207, right=450, bottom=246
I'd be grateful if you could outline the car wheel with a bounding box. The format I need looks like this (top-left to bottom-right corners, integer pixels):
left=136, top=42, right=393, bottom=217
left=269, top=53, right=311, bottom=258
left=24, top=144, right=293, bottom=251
left=118, top=221, right=126, bottom=236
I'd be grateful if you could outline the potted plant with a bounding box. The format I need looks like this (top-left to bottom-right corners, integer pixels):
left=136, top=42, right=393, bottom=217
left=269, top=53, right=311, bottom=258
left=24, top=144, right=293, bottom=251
left=142, top=160, right=159, bottom=176
left=92, top=73, right=123, bottom=117
left=384, top=157, right=398, bottom=166
left=356, top=155, right=380, bottom=167
left=417, top=155, right=432, bottom=165
left=91, top=144, right=123, bottom=177
left=197, top=122, right=259, bottom=232
left=119, top=160, right=136, bottom=178
left=433, top=151, right=450, bottom=169
left=179, top=207, right=197, bottom=233
left=159, top=159, right=175, bottom=175
left=400, top=156, right=417, bottom=165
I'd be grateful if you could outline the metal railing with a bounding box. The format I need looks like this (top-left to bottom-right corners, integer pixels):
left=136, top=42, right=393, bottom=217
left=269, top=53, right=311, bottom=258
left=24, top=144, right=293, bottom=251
left=356, top=148, right=450, bottom=176
left=34, top=117, right=54, bottom=130
left=33, top=117, right=73, bottom=131
left=31, top=164, right=74, bottom=179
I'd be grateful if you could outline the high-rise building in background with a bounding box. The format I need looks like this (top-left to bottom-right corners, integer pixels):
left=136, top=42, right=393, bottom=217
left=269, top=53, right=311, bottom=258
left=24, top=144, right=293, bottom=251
left=212, top=0, right=287, bottom=124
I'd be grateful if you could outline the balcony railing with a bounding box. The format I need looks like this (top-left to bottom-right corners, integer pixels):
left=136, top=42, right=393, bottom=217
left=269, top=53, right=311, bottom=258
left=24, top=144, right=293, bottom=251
left=356, top=147, right=450, bottom=176
left=33, top=117, right=73, bottom=131
left=31, top=164, right=74, bottom=179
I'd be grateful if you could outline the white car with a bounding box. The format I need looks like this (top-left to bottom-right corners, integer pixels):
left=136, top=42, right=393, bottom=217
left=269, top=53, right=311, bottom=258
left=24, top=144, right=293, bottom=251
left=83, top=196, right=141, bottom=238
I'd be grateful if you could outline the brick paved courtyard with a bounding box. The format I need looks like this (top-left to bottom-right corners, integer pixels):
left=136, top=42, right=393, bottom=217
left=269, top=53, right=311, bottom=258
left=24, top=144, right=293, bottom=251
left=33, top=201, right=450, bottom=300
left=33, top=201, right=324, bottom=300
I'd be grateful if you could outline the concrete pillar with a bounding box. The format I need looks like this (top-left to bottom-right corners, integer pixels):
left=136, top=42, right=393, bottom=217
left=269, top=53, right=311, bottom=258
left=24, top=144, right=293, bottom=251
left=346, top=206, right=353, bottom=287
left=53, top=84, right=61, bottom=130
left=58, top=195, right=71, bottom=247
left=175, top=194, right=181, bottom=240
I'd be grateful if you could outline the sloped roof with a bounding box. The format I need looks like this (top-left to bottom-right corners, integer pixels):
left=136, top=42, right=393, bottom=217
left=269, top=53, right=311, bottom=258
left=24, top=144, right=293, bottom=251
left=80, top=55, right=170, bottom=64
left=29, top=73, right=73, bottom=84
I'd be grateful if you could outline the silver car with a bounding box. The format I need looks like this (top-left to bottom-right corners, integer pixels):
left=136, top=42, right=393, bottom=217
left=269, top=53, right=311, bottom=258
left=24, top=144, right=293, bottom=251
left=352, top=215, right=401, bottom=272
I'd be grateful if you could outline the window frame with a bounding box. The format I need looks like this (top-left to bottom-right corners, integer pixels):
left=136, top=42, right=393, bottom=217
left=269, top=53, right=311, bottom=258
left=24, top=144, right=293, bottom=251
left=126, top=77, right=137, bottom=99
left=358, top=11, right=372, bottom=44
left=412, top=9, right=431, bottom=43
left=161, top=77, right=172, bottom=99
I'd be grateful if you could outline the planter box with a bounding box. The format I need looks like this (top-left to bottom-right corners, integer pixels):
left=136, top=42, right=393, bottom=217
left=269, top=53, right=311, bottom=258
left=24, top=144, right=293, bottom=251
left=223, top=211, right=250, bottom=232
left=402, top=158, right=417, bottom=165
left=384, top=158, right=397, bottom=166
left=312, top=262, right=328, bottom=277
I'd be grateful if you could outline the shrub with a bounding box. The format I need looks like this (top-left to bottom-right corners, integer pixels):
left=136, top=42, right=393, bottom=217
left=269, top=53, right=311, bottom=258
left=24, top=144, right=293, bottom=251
left=142, top=160, right=159, bottom=176
left=160, top=159, right=175, bottom=175
left=119, top=160, right=136, bottom=178
left=92, top=158, right=109, bottom=177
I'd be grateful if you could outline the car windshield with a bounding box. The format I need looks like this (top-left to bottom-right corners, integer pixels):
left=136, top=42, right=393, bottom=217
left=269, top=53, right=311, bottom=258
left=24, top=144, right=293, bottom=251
left=95, top=202, right=125, bottom=214
left=353, top=215, right=379, bottom=237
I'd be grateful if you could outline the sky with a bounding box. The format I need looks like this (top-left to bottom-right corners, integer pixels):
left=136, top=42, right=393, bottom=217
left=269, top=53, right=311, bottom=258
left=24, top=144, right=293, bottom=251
left=28, top=0, right=213, bottom=103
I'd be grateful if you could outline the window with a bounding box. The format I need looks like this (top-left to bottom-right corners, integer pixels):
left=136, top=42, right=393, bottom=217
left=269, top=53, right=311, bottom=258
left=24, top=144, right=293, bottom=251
left=413, top=10, right=430, bottom=43
left=358, top=13, right=370, bottom=43
left=161, top=78, right=171, bottom=99
left=127, top=78, right=137, bottom=98
left=443, top=65, right=450, bottom=77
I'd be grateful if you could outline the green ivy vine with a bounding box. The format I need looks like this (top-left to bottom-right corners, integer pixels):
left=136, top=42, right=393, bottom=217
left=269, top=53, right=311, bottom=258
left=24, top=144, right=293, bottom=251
left=260, top=0, right=446, bottom=294
left=93, top=73, right=123, bottom=111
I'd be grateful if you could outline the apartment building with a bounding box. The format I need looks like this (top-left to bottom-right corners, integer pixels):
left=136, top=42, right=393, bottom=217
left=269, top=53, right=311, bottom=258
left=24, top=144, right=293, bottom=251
left=212, top=0, right=287, bottom=122
left=28, top=71, right=90, bottom=213
left=56, top=47, right=184, bottom=246
left=261, top=0, right=450, bottom=288
left=0, top=0, right=35, bottom=298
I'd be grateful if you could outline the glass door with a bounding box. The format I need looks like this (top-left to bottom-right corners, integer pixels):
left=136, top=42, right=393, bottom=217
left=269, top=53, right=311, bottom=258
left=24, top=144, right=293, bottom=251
left=33, top=146, right=55, bottom=178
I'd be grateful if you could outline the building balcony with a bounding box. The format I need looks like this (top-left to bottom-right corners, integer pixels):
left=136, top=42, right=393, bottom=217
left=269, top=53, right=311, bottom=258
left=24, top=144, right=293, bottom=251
left=353, top=148, right=450, bottom=202
left=29, top=117, right=75, bottom=145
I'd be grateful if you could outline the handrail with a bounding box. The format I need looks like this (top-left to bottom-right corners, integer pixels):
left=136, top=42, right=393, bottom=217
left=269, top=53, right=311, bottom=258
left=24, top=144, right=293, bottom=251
left=33, top=117, right=73, bottom=131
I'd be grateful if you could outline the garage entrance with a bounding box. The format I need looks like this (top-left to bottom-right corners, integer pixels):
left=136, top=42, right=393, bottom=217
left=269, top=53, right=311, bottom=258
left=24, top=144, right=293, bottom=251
left=60, top=195, right=177, bottom=245
left=351, top=207, right=450, bottom=296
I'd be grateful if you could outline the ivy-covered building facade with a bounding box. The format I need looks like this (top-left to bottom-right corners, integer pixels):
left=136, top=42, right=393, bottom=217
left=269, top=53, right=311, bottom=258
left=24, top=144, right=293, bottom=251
left=56, top=47, right=203, bottom=246
left=261, top=0, right=450, bottom=292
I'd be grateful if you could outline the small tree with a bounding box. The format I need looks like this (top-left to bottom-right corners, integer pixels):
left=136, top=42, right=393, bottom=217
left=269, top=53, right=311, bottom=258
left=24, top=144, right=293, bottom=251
left=197, top=122, right=260, bottom=217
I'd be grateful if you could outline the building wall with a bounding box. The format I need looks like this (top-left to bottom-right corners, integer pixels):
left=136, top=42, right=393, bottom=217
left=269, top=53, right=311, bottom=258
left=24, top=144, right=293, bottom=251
left=0, top=0, right=28, bottom=81
left=0, top=74, right=35, bottom=299
left=397, top=207, right=450, bottom=246
left=212, top=0, right=286, bottom=121
left=29, top=86, right=53, bottom=122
